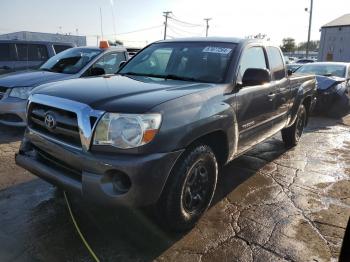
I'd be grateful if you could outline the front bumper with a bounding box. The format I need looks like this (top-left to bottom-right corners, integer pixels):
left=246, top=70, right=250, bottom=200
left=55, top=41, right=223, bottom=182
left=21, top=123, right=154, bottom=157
left=314, top=91, right=350, bottom=118
left=16, top=130, right=184, bottom=207
left=0, top=97, right=27, bottom=126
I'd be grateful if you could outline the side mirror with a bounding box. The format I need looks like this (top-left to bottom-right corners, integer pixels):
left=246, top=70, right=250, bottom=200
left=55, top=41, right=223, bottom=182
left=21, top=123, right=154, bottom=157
left=287, top=69, right=293, bottom=76
left=90, top=67, right=105, bottom=76
left=119, top=61, right=126, bottom=69
left=242, top=68, right=271, bottom=87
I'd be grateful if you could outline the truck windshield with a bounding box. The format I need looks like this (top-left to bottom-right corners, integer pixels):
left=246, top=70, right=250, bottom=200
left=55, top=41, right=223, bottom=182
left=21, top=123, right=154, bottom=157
left=40, top=48, right=102, bottom=74
left=296, top=64, right=346, bottom=78
left=119, top=42, right=236, bottom=83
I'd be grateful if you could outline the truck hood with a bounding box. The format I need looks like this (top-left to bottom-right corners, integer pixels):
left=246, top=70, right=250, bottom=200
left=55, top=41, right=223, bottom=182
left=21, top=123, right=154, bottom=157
left=33, top=75, right=216, bottom=113
left=316, top=75, right=346, bottom=91
left=0, top=70, right=73, bottom=88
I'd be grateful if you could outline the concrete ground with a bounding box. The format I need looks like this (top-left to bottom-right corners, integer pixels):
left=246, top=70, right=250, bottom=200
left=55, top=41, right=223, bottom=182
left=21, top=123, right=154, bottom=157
left=0, top=116, right=349, bottom=262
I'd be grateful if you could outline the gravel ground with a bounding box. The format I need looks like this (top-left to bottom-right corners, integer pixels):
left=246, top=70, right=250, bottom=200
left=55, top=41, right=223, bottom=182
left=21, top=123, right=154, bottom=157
left=0, top=116, right=349, bottom=262
left=0, top=125, right=33, bottom=190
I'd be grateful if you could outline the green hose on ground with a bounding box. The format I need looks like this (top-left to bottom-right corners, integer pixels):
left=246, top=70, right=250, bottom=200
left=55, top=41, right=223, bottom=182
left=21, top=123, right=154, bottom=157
left=63, top=191, right=100, bottom=262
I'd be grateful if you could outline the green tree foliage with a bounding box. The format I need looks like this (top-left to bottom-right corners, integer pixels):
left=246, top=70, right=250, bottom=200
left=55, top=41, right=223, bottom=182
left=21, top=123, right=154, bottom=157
left=280, top=38, right=296, bottom=52
left=297, top=40, right=320, bottom=51
left=108, top=40, right=124, bottom=46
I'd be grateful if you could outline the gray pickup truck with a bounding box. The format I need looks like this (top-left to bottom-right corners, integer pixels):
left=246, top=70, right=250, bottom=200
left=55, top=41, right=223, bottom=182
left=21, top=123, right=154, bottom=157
left=16, top=37, right=316, bottom=231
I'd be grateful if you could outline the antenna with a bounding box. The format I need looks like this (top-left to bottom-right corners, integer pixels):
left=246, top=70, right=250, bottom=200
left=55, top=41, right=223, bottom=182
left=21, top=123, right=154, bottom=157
left=99, top=7, right=104, bottom=40
left=110, top=0, right=117, bottom=41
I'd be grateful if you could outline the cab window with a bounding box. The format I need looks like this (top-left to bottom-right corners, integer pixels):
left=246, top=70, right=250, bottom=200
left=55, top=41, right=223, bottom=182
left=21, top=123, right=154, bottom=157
left=0, top=43, right=11, bottom=61
left=16, top=44, right=48, bottom=61
left=92, top=52, right=126, bottom=74
left=266, top=46, right=285, bottom=80
left=131, top=48, right=172, bottom=75
left=238, top=46, right=267, bottom=82
left=54, top=45, right=72, bottom=54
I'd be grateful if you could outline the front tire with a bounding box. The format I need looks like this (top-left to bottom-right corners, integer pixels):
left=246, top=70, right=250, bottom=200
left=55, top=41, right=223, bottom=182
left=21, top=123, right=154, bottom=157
left=282, top=104, right=307, bottom=147
left=157, top=145, right=218, bottom=232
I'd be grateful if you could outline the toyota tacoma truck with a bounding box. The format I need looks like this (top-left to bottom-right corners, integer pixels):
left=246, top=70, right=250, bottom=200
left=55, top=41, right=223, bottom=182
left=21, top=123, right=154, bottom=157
left=16, top=37, right=317, bottom=231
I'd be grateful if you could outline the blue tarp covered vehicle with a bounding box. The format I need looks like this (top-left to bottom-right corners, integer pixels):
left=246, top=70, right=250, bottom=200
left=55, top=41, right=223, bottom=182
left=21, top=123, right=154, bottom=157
left=296, top=62, right=350, bottom=117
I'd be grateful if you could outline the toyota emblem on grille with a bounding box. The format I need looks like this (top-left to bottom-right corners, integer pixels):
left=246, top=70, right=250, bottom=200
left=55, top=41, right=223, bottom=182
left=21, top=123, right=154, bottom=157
left=44, top=112, right=57, bottom=130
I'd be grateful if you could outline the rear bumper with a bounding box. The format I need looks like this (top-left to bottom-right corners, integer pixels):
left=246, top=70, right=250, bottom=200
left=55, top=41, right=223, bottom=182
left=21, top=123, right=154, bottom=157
left=0, top=97, right=27, bottom=126
left=16, top=130, right=184, bottom=207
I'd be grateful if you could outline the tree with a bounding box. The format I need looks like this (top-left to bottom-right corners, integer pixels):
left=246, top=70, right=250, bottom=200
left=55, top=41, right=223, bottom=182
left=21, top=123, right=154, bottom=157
left=280, top=38, right=296, bottom=53
left=297, top=40, right=320, bottom=51
left=108, top=39, right=124, bottom=46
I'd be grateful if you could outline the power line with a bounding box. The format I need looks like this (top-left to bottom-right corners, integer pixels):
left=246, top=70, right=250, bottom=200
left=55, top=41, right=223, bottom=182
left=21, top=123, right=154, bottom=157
left=117, top=25, right=163, bottom=35
left=83, top=25, right=163, bottom=37
left=168, top=25, right=203, bottom=37
left=168, top=15, right=202, bottom=27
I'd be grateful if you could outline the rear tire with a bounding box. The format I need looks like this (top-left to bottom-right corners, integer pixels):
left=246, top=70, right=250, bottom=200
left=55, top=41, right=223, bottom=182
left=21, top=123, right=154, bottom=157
left=282, top=104, right=307, bottom=147
left=156, top=145, right=218, bottom=232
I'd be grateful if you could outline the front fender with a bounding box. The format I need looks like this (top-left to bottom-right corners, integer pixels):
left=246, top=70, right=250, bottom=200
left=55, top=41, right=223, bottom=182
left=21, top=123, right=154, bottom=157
left=151, top=88, right=238, bottom=162
left=176, top=102, right=238, bottom=161
left=287, top=78, right=316, bottom=127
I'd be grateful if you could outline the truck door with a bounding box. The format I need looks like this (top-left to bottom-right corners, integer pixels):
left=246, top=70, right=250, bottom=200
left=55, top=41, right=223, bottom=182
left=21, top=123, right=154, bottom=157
left=266, top=46, right=290, bottom=132
left=235, top=46, right=276, bottom=153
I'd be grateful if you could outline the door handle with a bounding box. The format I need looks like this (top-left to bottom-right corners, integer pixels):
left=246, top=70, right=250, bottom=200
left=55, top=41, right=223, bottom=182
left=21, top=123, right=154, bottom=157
left=267, top=93, right=276, bottom=101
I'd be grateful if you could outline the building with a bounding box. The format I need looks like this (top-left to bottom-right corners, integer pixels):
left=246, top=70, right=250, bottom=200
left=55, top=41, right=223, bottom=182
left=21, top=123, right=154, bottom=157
left=318, top=14, right=350, bottom=62
left=0, top=31, right=86, bottom=46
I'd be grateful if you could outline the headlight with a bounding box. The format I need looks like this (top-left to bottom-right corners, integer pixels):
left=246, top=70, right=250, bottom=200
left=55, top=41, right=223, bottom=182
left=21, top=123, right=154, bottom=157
left=93, top=113, right=162, bottom=149
left=9, top=87, right=32, bottom=99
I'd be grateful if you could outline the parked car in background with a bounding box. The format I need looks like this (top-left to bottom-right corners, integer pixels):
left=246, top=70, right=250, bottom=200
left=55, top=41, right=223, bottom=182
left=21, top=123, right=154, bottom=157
left=0, top=40, right=74, bottom=75
left=0, top=42, right=128, bottom=126
left=284, top=56, right=291, bottom=64
left=295, top=62, right=350, bottom=117
left=288, top=57, right=297, bottom=63
left=126, top=47, right=142, bottom=58
left=296, top=58, right=315, bottom=64
left=16, top=37, right=316, bottom=232
left=287, top=63, right=302, bottom=73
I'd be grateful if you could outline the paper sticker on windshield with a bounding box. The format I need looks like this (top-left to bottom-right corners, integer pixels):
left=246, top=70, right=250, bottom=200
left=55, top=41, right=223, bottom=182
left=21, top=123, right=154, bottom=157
left=202, top=46, right=232, bottom=54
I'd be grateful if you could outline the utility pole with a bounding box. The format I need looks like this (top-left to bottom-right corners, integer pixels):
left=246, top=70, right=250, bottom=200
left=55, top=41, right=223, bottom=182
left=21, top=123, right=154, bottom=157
left=163, top=11, right=172, bottom=40
left=305, top=0, right=313, bottom=58
left=204, top=18, right=212, bottom=37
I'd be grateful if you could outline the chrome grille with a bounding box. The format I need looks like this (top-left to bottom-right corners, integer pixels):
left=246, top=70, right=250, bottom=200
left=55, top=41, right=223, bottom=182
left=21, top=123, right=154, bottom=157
left=28, top=103, right=82, bottom=148
left=27, top=94, right=104, bottom=151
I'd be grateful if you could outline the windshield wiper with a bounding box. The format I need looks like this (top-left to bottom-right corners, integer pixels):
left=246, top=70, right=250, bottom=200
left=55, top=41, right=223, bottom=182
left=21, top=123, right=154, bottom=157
left=121, top=72, right=202, bottom=82
left=322, top=73, right=333, bottom=77
left=120, top=72, right=164, bottom=78
left=163, top=74, right=199, bottom=82
left=40, top=68, right=53, bottom=72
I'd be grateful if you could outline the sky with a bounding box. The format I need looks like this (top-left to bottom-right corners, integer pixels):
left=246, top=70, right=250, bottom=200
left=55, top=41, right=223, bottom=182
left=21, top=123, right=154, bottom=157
left=0, top=0, right=349, bottom=47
